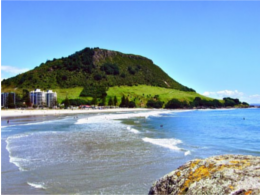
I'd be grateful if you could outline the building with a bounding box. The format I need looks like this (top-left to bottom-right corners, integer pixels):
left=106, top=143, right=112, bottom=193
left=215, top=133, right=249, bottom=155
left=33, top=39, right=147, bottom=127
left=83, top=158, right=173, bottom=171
left=1, top=92, right=16, bottom=107
left=30, top=89, right=46, bottom=106
left=30, top=89, right=57, bottom=107
left=46, top=90, right=57, bottom=107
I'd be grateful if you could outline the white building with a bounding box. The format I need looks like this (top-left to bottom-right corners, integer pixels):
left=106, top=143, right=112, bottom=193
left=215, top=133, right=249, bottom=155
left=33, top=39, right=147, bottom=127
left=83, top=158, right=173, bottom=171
left=30, top=89, right=57, bottom=107
left=46, top=90, right=57, bottom=107
left=30, top=89, right=46, bottom=106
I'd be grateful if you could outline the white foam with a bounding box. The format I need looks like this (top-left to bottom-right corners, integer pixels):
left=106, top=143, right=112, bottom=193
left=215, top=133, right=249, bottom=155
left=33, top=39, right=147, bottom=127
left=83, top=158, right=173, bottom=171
left=184, top=150, right=191, bottom=156
left=6, top=134, right=32, bottom=171
left=75, top=110, right=172, bottom=125
left=127, top=126, right=140, bottom=134
left=9, top=156, right=28, bottom=171
left=2, top=118, right=68, bottom=128
left=7, top=134, right=29, bottom=141
left=142, top=137, right=182, bottom=151
left=27, top=182, right=46, bottom=189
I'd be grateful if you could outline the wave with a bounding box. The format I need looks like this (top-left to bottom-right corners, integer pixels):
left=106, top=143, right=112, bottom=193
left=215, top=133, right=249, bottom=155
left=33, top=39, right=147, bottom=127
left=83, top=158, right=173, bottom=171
left=184, top=150, right=191, bottom=156
left=142, top=137, right=182, bottom=151
left=75, top=110, right=172, bottom=125
left=6, top=135, right=29, bottom=171
left=9, top=156, right=28, bottom=171
left=127, top=126, right=140, bottom=134
left=1, top=118, right=68, bottom=128
left=27, top=182, right=46, bottom=189
left=5, top=132, right=58, bottom=171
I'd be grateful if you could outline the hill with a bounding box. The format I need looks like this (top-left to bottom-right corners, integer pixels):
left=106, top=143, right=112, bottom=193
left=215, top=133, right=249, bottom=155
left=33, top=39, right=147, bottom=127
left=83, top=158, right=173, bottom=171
left=1, top=47, right=195, bottom=92
left=2, top=47, right=228, bottom=108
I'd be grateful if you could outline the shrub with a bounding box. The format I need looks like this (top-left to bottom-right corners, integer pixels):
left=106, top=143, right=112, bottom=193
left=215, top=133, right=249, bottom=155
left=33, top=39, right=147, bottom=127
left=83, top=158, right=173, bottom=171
left=146, top=100, right=163, bottom=108
left=165, top=99, right=183, bottom=109
left=94, top=74, right=102, bottom=81
left=128, top=101, right=136, bottom=108
left=100, top=63, right=119, bottom=75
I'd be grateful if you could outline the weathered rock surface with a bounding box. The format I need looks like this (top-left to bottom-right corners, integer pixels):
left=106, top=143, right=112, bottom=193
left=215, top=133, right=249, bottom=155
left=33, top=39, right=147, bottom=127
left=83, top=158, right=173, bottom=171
left=149, top=155, right=260, bottom=195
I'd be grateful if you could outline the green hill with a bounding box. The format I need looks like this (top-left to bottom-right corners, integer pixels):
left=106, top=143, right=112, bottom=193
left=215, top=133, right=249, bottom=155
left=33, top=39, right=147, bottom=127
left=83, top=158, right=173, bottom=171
left=1, top=47, right=222, bottom=108
left=1, top=47, right=194, bottom=92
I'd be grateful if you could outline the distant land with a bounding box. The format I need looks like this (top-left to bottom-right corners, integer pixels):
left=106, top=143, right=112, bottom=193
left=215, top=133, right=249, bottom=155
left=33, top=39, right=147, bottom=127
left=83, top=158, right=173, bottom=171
left=1, top=47, right=248, bottom=108
left=250, top=103, right=260, bottom=107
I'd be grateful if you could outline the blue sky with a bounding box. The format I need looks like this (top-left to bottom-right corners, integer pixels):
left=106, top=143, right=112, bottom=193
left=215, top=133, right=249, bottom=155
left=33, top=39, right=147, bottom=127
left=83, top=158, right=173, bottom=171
left=1, top=1, right=260, bottom=103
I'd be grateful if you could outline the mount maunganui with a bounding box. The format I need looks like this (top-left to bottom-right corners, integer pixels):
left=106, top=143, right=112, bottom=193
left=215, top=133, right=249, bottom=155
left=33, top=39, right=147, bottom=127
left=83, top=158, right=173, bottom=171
left=1, top=47, right=195, bottom=92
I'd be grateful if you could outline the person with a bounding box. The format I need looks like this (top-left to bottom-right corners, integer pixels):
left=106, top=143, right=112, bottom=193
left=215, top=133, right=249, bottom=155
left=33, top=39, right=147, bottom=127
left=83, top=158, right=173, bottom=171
left=7, top=120, right=9, bottom=124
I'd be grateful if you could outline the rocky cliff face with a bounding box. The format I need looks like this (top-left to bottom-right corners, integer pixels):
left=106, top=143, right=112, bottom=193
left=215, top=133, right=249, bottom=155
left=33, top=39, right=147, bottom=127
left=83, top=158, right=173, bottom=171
left=149, top=155, right=260, bottom=195
left=92, top=48, right=152, bottom=66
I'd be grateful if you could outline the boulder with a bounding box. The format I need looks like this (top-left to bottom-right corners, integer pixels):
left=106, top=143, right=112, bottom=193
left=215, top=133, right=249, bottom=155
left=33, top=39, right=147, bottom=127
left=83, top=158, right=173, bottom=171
left=149, top=155, right=260, bottom=195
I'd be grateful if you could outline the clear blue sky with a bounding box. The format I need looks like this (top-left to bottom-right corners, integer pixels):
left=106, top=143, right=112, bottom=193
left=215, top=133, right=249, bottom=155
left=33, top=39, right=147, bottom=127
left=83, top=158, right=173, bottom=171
left=1, top=1, right=260, bottom=103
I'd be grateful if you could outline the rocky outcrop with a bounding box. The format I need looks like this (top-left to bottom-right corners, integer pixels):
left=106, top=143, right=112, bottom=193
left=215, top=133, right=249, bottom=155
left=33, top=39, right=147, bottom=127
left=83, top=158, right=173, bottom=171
left=93, top=48, right=152, bottom=66
left=149, top=155, right=260, bottom=195
left=93, top=49, right=118, bottom=66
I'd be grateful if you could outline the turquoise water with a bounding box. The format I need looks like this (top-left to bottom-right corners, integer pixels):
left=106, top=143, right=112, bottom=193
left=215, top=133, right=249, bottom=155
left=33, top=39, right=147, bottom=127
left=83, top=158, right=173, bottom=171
left=1, top=108, right=260, bottom=194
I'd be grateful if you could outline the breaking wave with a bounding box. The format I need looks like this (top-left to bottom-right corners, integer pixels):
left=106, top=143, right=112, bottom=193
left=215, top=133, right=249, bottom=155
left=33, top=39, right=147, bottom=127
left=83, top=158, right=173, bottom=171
left=75, top=110, right=172, bottom=124
left=27, top=182, right=46, bottom=189
left=142, top=137, right=182, bottom=151
left=127, top=126, right=140, bottom=134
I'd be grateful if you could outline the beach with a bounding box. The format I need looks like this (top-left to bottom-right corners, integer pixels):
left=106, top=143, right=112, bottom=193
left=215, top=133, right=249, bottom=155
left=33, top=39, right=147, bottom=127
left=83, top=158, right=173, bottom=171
left=1, top=108, right=259, bottom=194
left=1, top=108, right=150, bottom=118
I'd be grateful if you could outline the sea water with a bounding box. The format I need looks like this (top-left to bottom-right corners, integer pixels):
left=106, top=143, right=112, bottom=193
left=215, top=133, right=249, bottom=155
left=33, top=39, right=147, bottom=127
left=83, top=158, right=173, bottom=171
left=1, top=108, right=260, bottom=194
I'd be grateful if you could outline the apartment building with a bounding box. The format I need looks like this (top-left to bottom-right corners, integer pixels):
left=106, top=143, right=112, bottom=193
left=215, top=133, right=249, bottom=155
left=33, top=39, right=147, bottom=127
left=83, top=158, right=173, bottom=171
left=30, top=89, right=57, bottom=107
left=1, top=92, right=16, bottom=107
left=46, top=90, right=57, bottom=107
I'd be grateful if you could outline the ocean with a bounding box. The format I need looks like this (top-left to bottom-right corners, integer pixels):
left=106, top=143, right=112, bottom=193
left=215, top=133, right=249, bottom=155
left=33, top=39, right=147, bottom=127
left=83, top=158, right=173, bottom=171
left=1, top=108, right=260, bottom=194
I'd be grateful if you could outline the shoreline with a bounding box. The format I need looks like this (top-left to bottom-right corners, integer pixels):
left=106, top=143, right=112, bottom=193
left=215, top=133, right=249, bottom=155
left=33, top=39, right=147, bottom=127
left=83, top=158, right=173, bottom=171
left=1, top=106, right=254, bottom=118
left=1, top=108, right=151, bottom=118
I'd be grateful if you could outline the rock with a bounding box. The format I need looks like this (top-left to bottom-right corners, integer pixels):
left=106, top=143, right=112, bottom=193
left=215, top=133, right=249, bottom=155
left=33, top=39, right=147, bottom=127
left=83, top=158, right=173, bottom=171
left=148, top=155, right=260, bottom=195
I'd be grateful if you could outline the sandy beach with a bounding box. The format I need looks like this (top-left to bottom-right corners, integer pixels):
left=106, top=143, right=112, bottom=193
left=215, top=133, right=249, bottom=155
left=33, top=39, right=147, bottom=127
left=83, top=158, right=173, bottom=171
left=1, top=108, right=151, bottom=118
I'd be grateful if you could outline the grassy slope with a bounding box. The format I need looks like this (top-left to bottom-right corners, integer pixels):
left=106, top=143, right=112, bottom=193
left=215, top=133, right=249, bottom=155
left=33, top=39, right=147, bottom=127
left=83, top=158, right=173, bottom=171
left=52, top=87, right=84, bottom=103
left=2, top=85, right=213, bottom=106
left=106, top=85, right=212, bottom=107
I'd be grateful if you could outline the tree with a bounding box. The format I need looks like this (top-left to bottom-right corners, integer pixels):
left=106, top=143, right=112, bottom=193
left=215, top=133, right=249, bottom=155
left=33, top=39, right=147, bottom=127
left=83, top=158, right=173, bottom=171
left=25, top=95, right=31, bottom=107
left=125, top=97, right=129, bottom=107
left=119, top=95, right=126, bottom=107
left=114, top=96, right=118, bottom=106
left=94, top=74, right=102, bottom=81
left=64, top=97, right=70, bottom=108
left=224, top=98, right=236, bottom=107
left=108, top=97, right=113, bottom=106
left=21, top=89, right=31, bottom=107
left=99, top=96, right=106, bottom=106
left=165, top=98, right=183, bottom=109
left=193, top=97, right=202, bottom=107
left=91, top=96, right=97, bottom=105
left=146, top=99, right=163, bottom=108
left=128, top=101, right=136, bottom=108
left=212, top=99, right=222, bottom=108
left=7, top=93, right=15, bottom=108
left=100, top=63, right=119, bottom=75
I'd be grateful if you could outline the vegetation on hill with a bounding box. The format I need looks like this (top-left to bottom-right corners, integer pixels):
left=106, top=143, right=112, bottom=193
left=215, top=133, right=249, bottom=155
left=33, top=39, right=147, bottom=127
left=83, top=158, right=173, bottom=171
left=1, top=47, right=195, bottom=92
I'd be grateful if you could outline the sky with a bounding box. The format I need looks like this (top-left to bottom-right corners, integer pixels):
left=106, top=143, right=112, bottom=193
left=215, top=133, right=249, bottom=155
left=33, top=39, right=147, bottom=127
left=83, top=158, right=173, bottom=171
left=1, top=1, right=260, bottom=103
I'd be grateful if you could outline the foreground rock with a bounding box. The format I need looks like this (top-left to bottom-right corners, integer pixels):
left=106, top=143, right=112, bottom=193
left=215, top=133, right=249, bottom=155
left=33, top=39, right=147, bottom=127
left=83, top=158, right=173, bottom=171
left=149, top=155, right=260, bottom=195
